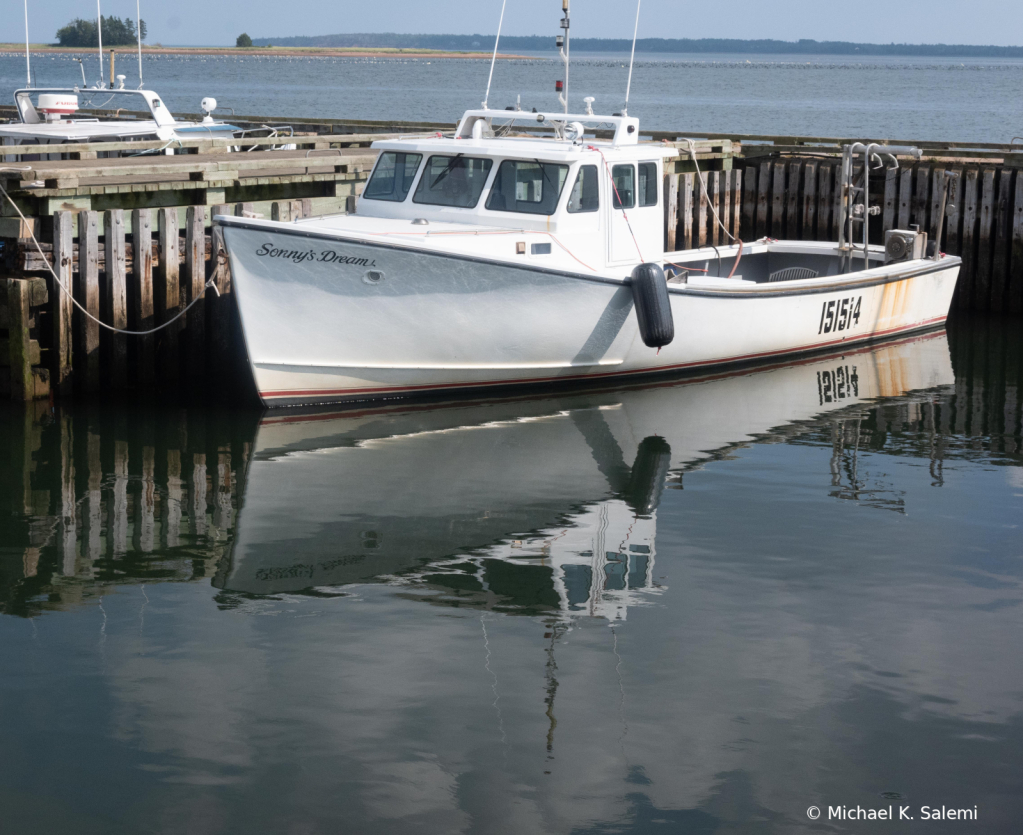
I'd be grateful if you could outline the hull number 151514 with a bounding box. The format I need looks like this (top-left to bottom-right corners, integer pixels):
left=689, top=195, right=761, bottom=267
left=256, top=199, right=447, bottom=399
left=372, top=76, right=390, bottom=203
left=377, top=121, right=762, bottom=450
left=819, top=296, right=862, bottom=334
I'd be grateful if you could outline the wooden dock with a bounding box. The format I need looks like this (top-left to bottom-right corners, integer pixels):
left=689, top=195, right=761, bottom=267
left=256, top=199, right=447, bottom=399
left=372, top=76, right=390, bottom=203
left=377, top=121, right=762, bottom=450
left=1, top=113, right=1022, bottom=403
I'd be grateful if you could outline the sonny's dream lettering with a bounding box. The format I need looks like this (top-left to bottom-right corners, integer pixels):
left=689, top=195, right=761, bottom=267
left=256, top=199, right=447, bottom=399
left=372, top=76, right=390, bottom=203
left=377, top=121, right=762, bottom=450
left=256, top=243, right=377, bottom=268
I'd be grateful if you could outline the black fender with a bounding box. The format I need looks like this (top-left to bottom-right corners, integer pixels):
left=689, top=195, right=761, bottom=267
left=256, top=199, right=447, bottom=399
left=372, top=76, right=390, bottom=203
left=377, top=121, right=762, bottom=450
left=630, top=263, right=674, bottom=348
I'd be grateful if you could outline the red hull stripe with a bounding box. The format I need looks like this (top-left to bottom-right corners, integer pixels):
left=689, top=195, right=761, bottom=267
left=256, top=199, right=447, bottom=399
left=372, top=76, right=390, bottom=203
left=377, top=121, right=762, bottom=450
left=260, top=317, right=947, bottom=401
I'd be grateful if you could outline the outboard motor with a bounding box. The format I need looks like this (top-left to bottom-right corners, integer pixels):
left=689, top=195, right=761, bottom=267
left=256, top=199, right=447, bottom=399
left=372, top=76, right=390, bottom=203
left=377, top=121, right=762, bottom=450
left=630, top=263, right=674, bottom=348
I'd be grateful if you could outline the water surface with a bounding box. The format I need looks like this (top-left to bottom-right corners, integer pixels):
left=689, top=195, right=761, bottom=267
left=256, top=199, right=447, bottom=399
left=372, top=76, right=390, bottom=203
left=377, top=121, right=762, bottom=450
left=1, top=316, right=1021, bottom=833
left=3, top=51, right=1023, bottom=141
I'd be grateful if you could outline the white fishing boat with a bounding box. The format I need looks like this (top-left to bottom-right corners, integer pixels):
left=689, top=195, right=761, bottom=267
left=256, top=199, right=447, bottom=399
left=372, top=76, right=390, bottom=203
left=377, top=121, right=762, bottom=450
left=218, top=5, right=961, bottom=408
left=0, top=87, right=241, bottom=157
left=4, top=1, right=280, bottom=158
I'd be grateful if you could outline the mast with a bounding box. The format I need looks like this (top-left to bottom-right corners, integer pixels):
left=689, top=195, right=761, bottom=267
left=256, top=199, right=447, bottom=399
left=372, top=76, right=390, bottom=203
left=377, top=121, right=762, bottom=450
left=482, top=0, right=507, bottom=110
left=557, top=0, right=570, bottom=113
left=24, top=0, right=30, bottom=87
left=136, top=0, right=144, bottom=88
left=96, top=0, right=104, bottom=88
left=623, top=0, right=641, bottom=116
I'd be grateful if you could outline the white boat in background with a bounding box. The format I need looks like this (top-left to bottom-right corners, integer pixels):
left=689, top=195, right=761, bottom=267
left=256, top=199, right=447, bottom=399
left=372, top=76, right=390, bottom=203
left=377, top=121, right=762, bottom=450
left=0, top=87, right=242, bottom=158
left=217, top=331, right=955, bottom=611
left=218, top=4, right=961, bottom=408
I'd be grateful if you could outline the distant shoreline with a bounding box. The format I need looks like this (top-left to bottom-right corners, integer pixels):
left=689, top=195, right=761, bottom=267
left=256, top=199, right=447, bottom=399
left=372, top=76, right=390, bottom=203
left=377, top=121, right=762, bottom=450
left=0, top=45, right=529, bottom=60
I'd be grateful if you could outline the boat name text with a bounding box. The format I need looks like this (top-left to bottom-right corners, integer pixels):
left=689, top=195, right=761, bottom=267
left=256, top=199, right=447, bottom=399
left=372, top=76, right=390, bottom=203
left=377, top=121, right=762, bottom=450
left=256, top=243, right=377, bottom=268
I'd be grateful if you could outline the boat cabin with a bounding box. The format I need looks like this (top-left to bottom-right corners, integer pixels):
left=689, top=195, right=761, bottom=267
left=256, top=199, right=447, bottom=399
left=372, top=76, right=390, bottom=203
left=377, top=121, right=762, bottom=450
left=357, top=110, right=673, bottom=272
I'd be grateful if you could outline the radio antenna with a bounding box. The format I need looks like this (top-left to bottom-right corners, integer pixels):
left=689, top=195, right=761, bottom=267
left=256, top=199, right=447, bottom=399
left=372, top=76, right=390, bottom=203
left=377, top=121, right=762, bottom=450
left=136, top=0, right=144, bottom=87
left=622, top=0, right=641, bottom=116
left=96, top=0, right=104, bottom=88
left=23, top=0, right=31, bottom=87
left=557, top=0, right=570, bottom=114
left=482, top=0, right=507, bottom=110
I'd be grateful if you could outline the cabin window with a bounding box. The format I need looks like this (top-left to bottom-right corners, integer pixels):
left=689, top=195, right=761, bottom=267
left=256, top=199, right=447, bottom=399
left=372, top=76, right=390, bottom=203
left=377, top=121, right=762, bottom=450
left=485, top=160, right=569, bottom=215
left=638, top=162, right=658, bottom=207
left=362, top=152, right=423, bottom=202
left=611, top=164, right=635, bottom=209
left=566, top=165, right=599, bottom=213
left=413, top=155, right=493, bottom=208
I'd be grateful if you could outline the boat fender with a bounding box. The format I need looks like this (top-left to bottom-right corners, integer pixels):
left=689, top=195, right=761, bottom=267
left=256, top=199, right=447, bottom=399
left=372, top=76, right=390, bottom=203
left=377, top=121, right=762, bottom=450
left=624, top=436, right=672, bottom=517
left=630, top=263, right=674, bottom=348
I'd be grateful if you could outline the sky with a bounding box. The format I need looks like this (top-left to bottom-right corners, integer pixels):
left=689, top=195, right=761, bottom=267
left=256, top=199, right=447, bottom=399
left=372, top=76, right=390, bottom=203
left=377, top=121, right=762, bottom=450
left=15, top=0, right=1023, bottom=48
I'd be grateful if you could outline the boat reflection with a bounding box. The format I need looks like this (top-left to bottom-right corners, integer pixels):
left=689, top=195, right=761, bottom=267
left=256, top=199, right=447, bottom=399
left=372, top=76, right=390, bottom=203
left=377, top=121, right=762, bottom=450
left=217, top=330, right=956, bottom=617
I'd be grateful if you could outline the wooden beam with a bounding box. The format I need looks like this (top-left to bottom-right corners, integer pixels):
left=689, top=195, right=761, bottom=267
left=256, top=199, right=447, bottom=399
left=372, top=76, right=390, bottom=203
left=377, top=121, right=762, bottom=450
left=77, top=211, right=102, bottom=393
left=52, top=211, right=74, bottom=396
left=802, top=162, right=817, bottom=241
left=990, top=169, right=1014, bottom=314
left=104, top=209, right=128, bottom=389
left=185, top=206, right=207, bottom=390
left=156, top=207, right=180, bottom=390
left=1010, top=177, right=1023, bottom=316
left=664, top=175, right=678, bottom=252
left=6, top=280, right=32, bottom=401
left=958, top=169, right=979, bottom=311
left=132, top=208, right=155, bottom=388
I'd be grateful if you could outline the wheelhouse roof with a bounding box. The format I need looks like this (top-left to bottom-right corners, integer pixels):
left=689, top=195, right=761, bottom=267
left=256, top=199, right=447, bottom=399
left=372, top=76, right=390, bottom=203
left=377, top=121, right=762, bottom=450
left=369, top=109, right=677, bottom=164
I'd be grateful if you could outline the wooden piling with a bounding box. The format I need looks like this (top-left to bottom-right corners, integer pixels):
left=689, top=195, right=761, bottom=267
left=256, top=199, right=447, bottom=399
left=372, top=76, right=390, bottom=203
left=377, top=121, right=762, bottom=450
left=817, top=164, right=833, bottom=240
left=898, top=168, right=913, bottom=229
left=771, top=163, right=785, bottom=239
left=708, top=171, right=720, bottom=246
left=802, top=162, right=817, bottom=241
left=741, top=164, right=756, bottom=240
left=104, top=209, right=128, bottom=389
left=959, top=170, right=980, bottom=311
left=156, top=207, right=180, bottom=390
left=664, top=175, right=678, bottom=251
left=975, top=169, right=996, bottom=311
left=52, top=211, right=74, bottom=395
left=1010, top=180, right=1023, bottom=316
left=185, top=206, right=207, bottom=390
left=990, top=170, right=1014, bottom=314
left=785, top=161, right=801, bottom=239
left=882, top=167, right=897, bottom=236
left=131, top=208, right=155, bottom=388
left=5, top=280, right=32, bottom=400
left=756, top=161, right=770, bottom=238
left=76, top=211, right=101, bottom=393
left=682, top=174, right=694, bottom=249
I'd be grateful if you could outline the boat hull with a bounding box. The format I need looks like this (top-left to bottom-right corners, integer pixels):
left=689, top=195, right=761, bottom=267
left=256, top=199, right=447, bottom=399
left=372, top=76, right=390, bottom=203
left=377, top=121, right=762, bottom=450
left=220, top=221, right=960, bottom=407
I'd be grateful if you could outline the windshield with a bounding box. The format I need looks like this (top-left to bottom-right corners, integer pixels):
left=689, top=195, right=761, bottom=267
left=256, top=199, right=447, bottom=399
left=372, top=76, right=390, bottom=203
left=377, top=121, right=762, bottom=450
left=485, top=160, right=569, bottom=215
left=413, top=155, right=493, bottom=208
left=363, top=152, right=423, bottom=202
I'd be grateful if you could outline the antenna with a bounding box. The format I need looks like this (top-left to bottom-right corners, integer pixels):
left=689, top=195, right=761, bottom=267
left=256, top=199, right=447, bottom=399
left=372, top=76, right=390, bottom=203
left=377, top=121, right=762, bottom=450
left=557, top=0, right=570, bottom=114
left=622, top=0, right=641, bottom=116
left=136, top=0, right=144, bottom=88
left=23, top=0, right=30, bottom=87
left=482, top=0, right=507, bottom=110
left=96, top=0, right=104, bottom=88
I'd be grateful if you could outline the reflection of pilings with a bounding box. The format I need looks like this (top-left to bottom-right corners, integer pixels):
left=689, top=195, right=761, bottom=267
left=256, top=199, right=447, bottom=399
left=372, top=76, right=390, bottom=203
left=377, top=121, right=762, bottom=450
left=0, top=402, right=253, bottom=617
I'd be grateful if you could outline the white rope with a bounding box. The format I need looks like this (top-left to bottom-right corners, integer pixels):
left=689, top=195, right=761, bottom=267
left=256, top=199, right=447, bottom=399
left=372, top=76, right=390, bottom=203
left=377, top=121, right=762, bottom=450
left=0, top=177, right=218, bottom=336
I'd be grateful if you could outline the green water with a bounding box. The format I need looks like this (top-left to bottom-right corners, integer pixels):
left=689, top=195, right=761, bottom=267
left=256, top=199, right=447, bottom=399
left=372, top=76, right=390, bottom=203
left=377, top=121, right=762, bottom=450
left=1, top=316, right=1021, bottom=833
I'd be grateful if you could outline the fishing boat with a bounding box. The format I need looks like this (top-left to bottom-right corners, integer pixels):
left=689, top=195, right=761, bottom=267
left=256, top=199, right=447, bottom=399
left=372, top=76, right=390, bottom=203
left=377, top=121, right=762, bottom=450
left=0, top=87, right=242, bottom=157
left=218, top=6, right=961, bottom=408
left=4, top=1, right=284, bottom=158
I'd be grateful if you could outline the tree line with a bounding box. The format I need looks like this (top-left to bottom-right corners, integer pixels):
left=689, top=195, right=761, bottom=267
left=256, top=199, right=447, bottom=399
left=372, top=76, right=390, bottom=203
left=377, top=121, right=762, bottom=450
left=56, top=16, right=147, bottom=48
left=250, top=32, right=1023, bottom=58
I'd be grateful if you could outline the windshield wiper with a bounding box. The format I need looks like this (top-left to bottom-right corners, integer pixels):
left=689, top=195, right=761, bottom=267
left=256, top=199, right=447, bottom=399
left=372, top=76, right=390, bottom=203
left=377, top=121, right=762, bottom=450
left=431, top=154, right=464, bottom=189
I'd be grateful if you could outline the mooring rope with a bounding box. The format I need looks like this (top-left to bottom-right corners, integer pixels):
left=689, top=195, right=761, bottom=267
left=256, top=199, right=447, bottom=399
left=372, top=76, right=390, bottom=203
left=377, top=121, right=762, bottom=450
left=678, top=138, right=744, bottom=278
left=0, top=174, right=218, bottom=337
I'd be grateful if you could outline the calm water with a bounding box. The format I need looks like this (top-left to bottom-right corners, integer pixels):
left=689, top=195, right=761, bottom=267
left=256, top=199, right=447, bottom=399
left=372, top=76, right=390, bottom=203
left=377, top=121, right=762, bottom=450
left=3, top=51, right=1023, bottom=141
left=1, top=316, right=1021, bottom=833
